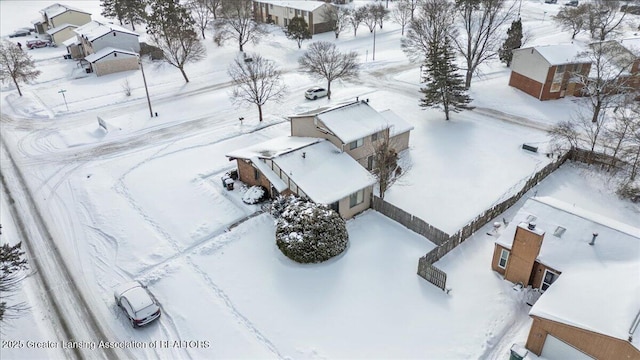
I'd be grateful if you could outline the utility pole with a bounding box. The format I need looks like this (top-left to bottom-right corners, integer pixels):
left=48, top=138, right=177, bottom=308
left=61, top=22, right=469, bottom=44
left=58, top=89, right=68, bottom=111
left=138, top=55, right=154, bottom=118
left=373, top=25, right=376, bottom=61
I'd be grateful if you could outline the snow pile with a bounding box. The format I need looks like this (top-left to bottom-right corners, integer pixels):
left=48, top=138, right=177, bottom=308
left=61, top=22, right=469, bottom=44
left=241, top=185, right=266, bottom=204
left=275, top=198, right=348, bottom=263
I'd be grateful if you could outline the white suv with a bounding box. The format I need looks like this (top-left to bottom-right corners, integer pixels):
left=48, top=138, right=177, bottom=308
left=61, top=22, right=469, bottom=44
left=305, top=87, right=328, bottom=100
left=114, top=282, right=161, bottom=328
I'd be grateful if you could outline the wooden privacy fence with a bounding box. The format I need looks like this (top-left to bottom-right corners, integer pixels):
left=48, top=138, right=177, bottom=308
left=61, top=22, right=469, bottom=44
left=374, top=150, right=573, bottom=292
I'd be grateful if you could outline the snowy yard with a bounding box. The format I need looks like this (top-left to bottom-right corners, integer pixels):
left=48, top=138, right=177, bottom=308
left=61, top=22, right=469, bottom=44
left=1, top=0, right=639, bottom=359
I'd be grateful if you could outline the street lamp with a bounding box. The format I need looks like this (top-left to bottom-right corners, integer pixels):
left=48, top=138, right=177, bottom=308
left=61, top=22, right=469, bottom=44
left=138, top=55, right=154, bottom=118
left=58, top=89, right=68, bottom=111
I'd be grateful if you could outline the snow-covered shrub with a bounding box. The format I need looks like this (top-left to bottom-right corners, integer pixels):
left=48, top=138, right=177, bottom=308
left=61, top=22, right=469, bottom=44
left=275, top=199, right=348, bottom=263
left=270, top=194, right=298, bottom=218
left=617, top=182, right=640, bottom=203
left=242, top=185, right=268, bottom=204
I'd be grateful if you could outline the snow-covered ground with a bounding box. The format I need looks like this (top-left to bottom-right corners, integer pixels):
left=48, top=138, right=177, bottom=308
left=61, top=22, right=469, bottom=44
left=1, top=0, right=639, bottom=359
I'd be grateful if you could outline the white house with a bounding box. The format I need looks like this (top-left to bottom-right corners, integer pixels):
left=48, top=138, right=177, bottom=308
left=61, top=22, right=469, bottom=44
left=226, top=137, right=376, bottom=219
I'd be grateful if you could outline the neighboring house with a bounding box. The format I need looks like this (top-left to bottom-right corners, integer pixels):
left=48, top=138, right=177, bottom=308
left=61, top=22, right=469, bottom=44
left=509, top=44, right=591, bottom=100
left=84, top=48, right=139, bottom=77
left=32, top=3, right=91, bottom=35
left=491, top=197, right=640, bottom=360
left=589, top=38, right=640, bottom=93
left=253, top=0, right=333, bottom=35
left=289, top=100, right=414, bottom=170
left=46, top=23, right=78, bottom=45
left=226, top=137, right=376, bottom=219
left=66, top=21, right=140, bottom=76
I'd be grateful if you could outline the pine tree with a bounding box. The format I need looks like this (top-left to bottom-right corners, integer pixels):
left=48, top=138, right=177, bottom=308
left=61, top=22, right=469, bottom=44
left=147, top=0, right=205, bottom=83
left=420, top=36, right=472, bottom=120
left=0, top=242, right=29, bottom=321
left=284, top=17, right=311, bottom=49
left=499, top=19, right=523, bottom=67
left=121, top=0, right=147, bottom=31
left=100, top=0, right=124, bottom=25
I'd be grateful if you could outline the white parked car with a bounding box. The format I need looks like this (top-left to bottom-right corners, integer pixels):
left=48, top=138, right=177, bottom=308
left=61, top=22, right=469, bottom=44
left=305, top=87, right=328, bottom=100
left=113, top=282, right=161, bottom=328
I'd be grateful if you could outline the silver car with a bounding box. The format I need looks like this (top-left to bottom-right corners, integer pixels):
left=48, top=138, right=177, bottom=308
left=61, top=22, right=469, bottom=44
left=305, top=87, right=328, bottom=100
left=113, top=282, right=161, bottom=328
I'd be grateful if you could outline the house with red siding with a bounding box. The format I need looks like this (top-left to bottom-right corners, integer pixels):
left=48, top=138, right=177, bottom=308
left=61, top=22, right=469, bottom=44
left=509, top=44, right=591, bottom=101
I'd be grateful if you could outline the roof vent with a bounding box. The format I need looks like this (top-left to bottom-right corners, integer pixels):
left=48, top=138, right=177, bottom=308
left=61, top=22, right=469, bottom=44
left=553, top=226, right=566, bottom=238
left=302, top=152, right=306, bottom=159
left=528, top=222, right=536, bottom=231
left=589, top=232, right=598, bottom=246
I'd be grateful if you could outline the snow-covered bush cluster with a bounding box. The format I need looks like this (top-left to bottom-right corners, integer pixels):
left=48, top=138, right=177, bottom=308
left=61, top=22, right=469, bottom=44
left=275, top=197, right=348, bottom=263
left=242, top=185, right=268, bottom=204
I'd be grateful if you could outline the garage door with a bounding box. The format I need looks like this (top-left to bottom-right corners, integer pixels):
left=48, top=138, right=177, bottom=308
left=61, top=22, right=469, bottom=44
left=541, top=334, right=594, bottom=360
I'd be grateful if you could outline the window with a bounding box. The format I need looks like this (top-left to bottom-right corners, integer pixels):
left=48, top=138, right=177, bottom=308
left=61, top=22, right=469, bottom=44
left=254, top=168, right=260, bottom=181
left=302, top=11, right=307, bottom=17
left=498, top=248, right=509, bottom=269
left=367, top=155, right=374, bottom=170
left=349, top=138, right=364, bottom=150
left=270, top=4, right=273, bottom=9
left=541, top=269, right=560, bottom=292
left=575, top=63, right=583, bottom=74
left=371, top=132, right=378, bottom=142
left=349, top=189, right=364, bottom=208
left=556, top=65, right=565, bottom=74
left=553, top=226, right=566, bottom=237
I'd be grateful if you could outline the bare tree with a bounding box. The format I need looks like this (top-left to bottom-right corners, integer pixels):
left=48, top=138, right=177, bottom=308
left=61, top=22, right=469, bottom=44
left=553, top=4, right=588, bottom=40
left=369, top=131, right=409, bottom=200
left=452, top=0, right=516, bottom=88
left=401, top=0, right=455, bottom=63
left=622, top=117, right=640, bottom=181
left=188, top=0, right=213, bottom=39
left=604, top=105, right=637, bottom=171
left=228, top=54, right=287, bottom=122
left=323, top=5, right=350, bottom=39
left=0, top=242, right=29, bottom=322
left=362, top=4, right=378, bottom=33
left=347, top=7, right=367, bottom=37
left=548, top=120, right=579, bottom=157
left=407, top=0, right=422, bottom=20
left=0, top=41, right=41, bottom=97
left=298, top=41, right=360, bottom=100
left=214, top=0, right=266, bottom=52
left=585, top=0, right=628, bottom=41
left=371, top=3, right=390, bottom=29
left=392, top=0, right=413, bottom=36
left=577, top=41, right=636, bottom=124
left=147, top=0, right=206, bottom=83
left=204, top=0, right=222, bottom=20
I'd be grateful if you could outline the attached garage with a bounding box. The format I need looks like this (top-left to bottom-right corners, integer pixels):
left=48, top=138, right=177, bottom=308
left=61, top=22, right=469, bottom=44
left=84, top=47, right=139, bottom=77
left=541, top=335, right=594, bottom=360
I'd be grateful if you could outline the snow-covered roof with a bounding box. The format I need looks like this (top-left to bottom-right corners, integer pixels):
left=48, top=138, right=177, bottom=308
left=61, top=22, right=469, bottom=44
left=316, top=101, right=394, bottom=144
left=46, top=23, right=77, bottom=35
left=254, top=0, right=327, bottom=12
left=620, top=37, right=640, bottom=57
left=84, top=47, right=138, bottom=63
left=496, top=197, right=640, bottom=347
left=42, top=3, right=91, bottom=18
left=226, top=136, right=320, bottom=160
left=62, top=37, right=79, bottom=47
left=379, top=109, right=414, bottom=137
left=273, top=140, right=376, bottom=204
left=589, top=40, right=638, bottom=77
left=530, top=44, right=589, bottom=66
left=31, top=17, right=44, bottom=25
left=74, top=21, right=139, bottom=42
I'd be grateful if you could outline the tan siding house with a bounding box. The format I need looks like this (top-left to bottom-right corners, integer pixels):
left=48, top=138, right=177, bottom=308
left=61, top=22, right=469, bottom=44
left=46, top=24, right=78, bottom=45
left=253, top=0, right=333, bottom=35
left=491, top=197, right=640, bottom=359
left=33, top=3, right=91, bottom=35
left=84, top=48, right=139, bottom=77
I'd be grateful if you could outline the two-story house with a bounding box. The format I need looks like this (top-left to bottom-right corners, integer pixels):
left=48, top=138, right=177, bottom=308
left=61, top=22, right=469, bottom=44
left=253, top=0, right=333, bottom=35
left=225, top=99, right=413, bottom=219
left=32, top=3, right=91, bottom=42
left=65, top=21, right=140, bottom=77
left=289, top=100, right=413, bottom=170
left=509, top=44, right=591, bottom=100
left=491, top=197, right=640, bottom=360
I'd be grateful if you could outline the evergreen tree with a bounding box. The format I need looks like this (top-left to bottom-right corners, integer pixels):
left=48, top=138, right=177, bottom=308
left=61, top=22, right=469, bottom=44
left=420, top=36, right=472, bottom=120
left=284, top=17, right=311, bottom=49
left=147, top=0, right=206, bottom=83
left=121, top=0, right=147, bottom=31
left=0, top=242, right=29, bottom=321
left=499, top=18, right=523, bottom=67
left=100, top=0, right=125, bottom=25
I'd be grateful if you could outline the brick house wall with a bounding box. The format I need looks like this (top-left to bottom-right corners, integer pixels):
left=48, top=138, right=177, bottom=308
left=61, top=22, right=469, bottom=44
left=526, top=317, right=640, bottom=359
left=509, top=71, right=543, bottom=99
